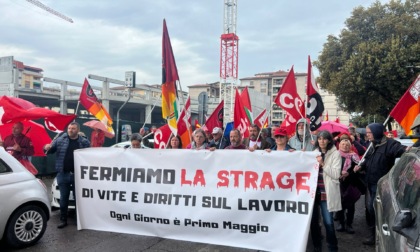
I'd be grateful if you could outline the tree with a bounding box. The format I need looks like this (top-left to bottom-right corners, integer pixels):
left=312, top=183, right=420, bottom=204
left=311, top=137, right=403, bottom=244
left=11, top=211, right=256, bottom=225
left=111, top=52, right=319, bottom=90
left=314, top=0, right=420, bottom=119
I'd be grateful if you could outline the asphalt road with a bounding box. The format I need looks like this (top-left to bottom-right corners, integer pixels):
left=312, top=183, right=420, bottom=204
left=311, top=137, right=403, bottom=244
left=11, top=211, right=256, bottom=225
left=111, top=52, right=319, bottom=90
left=1, top=177, right=375, bottom=252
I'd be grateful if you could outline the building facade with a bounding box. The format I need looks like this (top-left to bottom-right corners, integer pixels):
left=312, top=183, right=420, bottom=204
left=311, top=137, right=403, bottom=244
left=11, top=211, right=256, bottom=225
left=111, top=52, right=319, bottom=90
left=187, top=82, right=270, bottom=126
left=0, top=56, right=44, bottom=96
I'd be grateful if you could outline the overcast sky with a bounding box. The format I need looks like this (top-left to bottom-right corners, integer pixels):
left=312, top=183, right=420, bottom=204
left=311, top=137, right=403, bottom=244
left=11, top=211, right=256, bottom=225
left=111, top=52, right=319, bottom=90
left=1, top=0, right=385, bottom=90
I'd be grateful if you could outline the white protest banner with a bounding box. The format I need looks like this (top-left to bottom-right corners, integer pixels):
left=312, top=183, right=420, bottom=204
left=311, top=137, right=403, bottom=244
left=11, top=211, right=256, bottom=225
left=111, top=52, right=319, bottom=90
left=74, top=149, right=319, bottom=252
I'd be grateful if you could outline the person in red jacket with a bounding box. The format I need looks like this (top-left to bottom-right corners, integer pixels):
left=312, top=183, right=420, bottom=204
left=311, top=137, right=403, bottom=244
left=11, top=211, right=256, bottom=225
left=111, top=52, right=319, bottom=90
left=0, top=122, right=34, bottom=160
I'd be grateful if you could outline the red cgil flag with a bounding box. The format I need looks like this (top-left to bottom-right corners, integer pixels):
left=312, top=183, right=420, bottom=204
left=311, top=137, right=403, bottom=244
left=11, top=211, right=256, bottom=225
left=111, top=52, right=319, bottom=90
left=274, top=66, right=304, bottom=131
left=154, top=124, right=172, bottom=149
left=281, top=112, right=298, bottom=136
left=390, top=75, right=420, bottom=135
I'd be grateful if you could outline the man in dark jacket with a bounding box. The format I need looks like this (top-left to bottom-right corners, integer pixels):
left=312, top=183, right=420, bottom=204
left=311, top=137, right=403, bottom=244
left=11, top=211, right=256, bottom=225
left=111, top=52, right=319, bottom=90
left=209, top=127, right=229, bottom=149
left=354, top=123, right=408, bottom=245
left=44, top=122, right=90, bottom=229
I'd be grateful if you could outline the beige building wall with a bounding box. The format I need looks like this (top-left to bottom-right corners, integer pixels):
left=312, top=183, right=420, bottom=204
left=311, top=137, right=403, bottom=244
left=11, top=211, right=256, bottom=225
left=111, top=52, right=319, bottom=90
left=319, top=88, right=350, bottom=126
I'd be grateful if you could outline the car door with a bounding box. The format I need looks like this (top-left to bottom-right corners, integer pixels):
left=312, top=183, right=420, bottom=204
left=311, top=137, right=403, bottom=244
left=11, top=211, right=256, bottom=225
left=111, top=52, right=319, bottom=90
left=376, top=172, right=395, bottom=251
left=376, top=152, right=419, bottom=251
left=389, top=152, right=420, bottom=251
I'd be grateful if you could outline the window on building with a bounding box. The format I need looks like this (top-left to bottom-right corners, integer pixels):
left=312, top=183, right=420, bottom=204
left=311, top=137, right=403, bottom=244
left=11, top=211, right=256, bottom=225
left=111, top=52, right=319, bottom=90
left=33, top=82, right=41, bottom=90
left=25, top=81, right=30, bottom=88
left=261, top=89, right=266, bottom=93
left=250, top=81, right=254, bottom=86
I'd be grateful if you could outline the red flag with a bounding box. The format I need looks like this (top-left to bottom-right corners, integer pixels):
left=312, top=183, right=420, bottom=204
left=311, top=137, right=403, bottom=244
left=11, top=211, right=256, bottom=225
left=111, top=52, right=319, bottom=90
left=390, top=75, right=420, bottom=135
left=177, top=97, right=192, bottom=148
left=274, top=66, right=304, bottom=124
left=234, top=89, right=250, bottom=138
left=194, top=119, right=201, bottom=129
left=204, top=100, right=224, bottom=133
left=263, top=116, right=268, bottom=128
left=0, top=96, right=76, bottom=131
left=325, top=111, right=329, bottom=121
left=253, top=109, right=267, bottom=129
left=335, top=117, right=340, bottom=123
left=154, top=124, right=172, bottom=149
left=306, top=56, right=324, bottom=131
left=281, top=112, right=298, bottom=136
left=240, top=87, right=253, bottom=122
left=162, top=19, right=179, bottom=135
left=80, top=78, right=114, bottom=137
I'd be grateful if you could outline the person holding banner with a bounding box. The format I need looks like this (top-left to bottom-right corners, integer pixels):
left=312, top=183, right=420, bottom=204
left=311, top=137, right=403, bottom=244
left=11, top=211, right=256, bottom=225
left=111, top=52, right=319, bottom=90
left=242, top=124, right=271, bottom=150
left=208, top=127, right=228, bottom=150
left=187, top=129, right=208, bottom=150
left=167, top=135, right=183, bottom=149
left=129, top=133, right=143, bottom=149
left=311, top=130, right=342, bottom=252
left=44, top=122, right=90, bottom=229
left=265, top=127, right=294, bottom=152
left=225, top=129, right=246, bottom=149
left=354, top=123, right=407, bottom=245
left=289, top=118, right=317, bottom=151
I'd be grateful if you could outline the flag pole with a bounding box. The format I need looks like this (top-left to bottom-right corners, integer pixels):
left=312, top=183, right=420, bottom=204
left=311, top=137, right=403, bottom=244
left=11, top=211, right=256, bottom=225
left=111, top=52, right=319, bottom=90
left=74, top=101, right=80, bottom=120
left=140, top=94, right=160, bottom=131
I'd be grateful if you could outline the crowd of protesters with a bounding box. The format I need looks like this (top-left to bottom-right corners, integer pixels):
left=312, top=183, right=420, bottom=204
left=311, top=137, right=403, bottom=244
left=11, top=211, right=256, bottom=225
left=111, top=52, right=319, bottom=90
left=5, top=118, right=404, bottom=252
left=120, top=120, right=408, bottom=252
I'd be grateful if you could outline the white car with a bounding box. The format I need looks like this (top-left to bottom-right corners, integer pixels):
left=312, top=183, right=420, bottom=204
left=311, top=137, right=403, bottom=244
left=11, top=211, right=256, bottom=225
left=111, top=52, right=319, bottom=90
left=50, top=177, right=75, bottom=210
left=0, top=148, right=50, bottom=248
left=111, top=139, right=154, bottom=149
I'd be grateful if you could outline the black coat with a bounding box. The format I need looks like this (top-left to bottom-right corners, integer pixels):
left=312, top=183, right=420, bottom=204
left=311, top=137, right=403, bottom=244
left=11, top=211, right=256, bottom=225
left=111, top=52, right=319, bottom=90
left=360, top=137, right=406, bottom=185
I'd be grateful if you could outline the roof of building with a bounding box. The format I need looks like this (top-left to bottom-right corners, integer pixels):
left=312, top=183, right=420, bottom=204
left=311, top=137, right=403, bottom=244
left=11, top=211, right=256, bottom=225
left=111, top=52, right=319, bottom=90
left=13, top=60, right=43, bottom=72
left=240, top=69, right=306, bottom=80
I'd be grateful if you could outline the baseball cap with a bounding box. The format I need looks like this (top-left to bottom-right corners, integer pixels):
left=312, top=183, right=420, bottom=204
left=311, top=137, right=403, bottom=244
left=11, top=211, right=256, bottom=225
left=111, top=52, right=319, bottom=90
left=212, top=127, right=222, bottom=134
left=273, top=127, right=287, bottom=137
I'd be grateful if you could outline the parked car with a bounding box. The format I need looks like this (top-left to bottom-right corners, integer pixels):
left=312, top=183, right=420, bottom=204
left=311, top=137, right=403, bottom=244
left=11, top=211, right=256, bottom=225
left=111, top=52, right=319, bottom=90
left=111, top=139, right=155, bottom=149
left=0, top=148, right=50, bottom=248
left=50, top=177, right=75, bottom=210
left=375, top=147, right=420, bottom=251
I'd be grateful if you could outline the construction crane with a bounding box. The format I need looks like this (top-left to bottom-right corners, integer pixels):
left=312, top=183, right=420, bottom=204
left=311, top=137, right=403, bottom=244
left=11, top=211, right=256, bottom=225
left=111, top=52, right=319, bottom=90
left=220, top=0, right=239, bottom=123
left=26, top=0, right=73, bottom=23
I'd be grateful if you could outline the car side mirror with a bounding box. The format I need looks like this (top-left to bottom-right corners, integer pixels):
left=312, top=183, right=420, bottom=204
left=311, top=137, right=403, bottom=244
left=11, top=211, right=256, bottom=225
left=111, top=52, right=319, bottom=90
left=392, top=209, right=416, bottom=234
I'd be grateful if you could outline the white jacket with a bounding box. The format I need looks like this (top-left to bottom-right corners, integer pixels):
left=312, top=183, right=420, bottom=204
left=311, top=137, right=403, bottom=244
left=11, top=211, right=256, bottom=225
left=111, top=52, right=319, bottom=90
left=322, top=147, right=342, bottom=212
